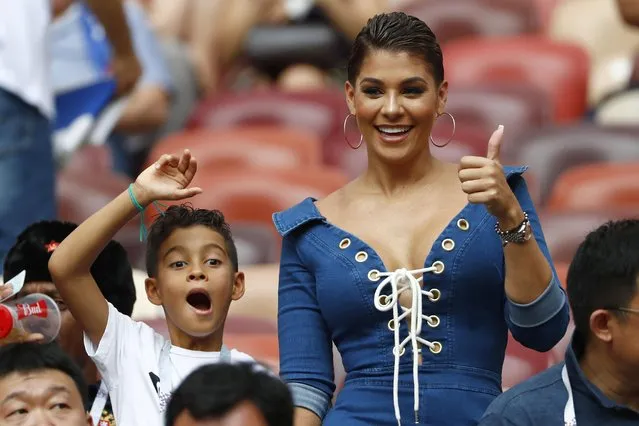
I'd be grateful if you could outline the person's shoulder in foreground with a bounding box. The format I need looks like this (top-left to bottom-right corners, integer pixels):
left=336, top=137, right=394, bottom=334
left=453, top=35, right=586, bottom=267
left=0, top=342, right=92, bottom=426
left=166, top=362, right=293, bottom=426
left=480, top=362, right=565, bottom=425
left=481, top=219, right=639, bottom=426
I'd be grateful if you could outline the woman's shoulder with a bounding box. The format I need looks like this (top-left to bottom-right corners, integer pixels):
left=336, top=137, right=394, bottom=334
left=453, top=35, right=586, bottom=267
left=272, top=196, right=323, bottom=238
left=272, top=185, right=351, bottom=238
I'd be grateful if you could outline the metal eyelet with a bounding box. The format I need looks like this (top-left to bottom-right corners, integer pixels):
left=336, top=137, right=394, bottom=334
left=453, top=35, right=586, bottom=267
left=428, top=315, right=440, bottom=328
left=368, top=269, right=380, bottom=282
left=393, top=346, right=406, bottom=356
left=432, top=261, right=445, bottom=274
left=441, top=238, right=455, bottom=251
left=457, top=219, right=470, bottom=231
left=355, top=251, right=368, bottom=262
left=430, top=342, right=442, bottom=354
left=378, top=294, right=391, bottom=307
left=339, top=238, right=351, bottom=249
left=388, top=319, right=396, bottom=331
left=428, top=289, right=441, bottom=302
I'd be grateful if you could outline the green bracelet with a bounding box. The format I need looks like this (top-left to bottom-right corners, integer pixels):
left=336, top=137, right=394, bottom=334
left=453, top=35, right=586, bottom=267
left=128, top=184, right=166, bottom=241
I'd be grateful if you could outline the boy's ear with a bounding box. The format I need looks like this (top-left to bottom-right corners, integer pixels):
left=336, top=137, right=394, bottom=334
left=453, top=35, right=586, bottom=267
left=145, top=277, right=163, bottom=306
left=231, top=272, right=245, bottom=301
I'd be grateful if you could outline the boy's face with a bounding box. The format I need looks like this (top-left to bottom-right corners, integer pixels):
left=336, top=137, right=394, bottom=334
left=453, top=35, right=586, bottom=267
left=16, top=283, right=87, bottom=374
left=146, top=226, right=245, bottom=340
left=0, top=369, right=91, bottom=426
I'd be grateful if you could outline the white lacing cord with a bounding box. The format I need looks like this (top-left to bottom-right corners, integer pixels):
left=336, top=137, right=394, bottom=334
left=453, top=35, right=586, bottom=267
left=374, top=267, right=440, bottom=425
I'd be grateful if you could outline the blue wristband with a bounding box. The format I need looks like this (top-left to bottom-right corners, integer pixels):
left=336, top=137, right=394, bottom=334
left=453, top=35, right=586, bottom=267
left=128, top=184, right=145, bottom=212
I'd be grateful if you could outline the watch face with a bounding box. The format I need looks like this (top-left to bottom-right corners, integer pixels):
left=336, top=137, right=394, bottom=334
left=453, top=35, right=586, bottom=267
left=524, top=222, right=533, bottom=241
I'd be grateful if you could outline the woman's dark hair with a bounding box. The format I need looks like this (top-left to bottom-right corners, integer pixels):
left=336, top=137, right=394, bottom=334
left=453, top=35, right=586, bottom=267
left=348, top=12, right=444, bottom=85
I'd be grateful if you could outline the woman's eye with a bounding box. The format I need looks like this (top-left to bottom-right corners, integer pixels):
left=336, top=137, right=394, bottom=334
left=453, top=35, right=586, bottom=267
left=363, top=87, right=382, bottom=96
left=403, top=87, right=424, bottom=95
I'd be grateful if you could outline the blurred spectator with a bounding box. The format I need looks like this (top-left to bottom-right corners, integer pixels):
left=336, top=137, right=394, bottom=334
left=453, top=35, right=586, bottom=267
left=51, top=0, right=173, bottom=177
left=3, top=220, right=137, bottom=426
left=480, top=220, right=639, bottom=425
left=165, top=362, right=294, bottom=426
left=617, top=0, right=639, bottom=26
left=215, top=0, right=387, bottom=91
left=0, top=0, right=140, bottom=274
left=0, top=342, right=92, bottom=426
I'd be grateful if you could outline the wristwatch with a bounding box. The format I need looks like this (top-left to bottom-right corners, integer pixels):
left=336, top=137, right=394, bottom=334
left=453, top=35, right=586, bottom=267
left=495, top=212, right=532, bottom=247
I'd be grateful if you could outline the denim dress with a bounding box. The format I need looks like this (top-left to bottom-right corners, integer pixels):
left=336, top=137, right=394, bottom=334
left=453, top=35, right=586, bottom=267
left=273, top=166, right=570, bottom=425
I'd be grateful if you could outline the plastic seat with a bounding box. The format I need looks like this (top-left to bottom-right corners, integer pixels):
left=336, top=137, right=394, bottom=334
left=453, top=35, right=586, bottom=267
left=403, top=0, right=539, bottom=45
left=531, top=0, right=561, bottom=32
left=554, top=261, right=569, bottom=290
left=512, top=124, right=639, bottom=202
left=445, top=84, right=552, bottom=153
left=546, top=163, right=639, bottom=213
left=232, top=222, right=282, bottom=265
left=146, top=127, right=323, bottom=171
left=229, top=263, right=279, bottom=321
left=224, top=333, right=279, bottom=373
left=548, top=0, right=639, bottom=105
left=188, top=89, right=349, bottom=165
left=443, top=36, right=589, bottom=123
left=224, top=315, right=277, bottom=334
left=64, top=144, right=112, bottom=175
left=540, top=209, right=639, bottom=262
left=151, top=167, right=348, bottom=233
left=594, top=89, right=639, bottom=126
left=56, top=168, right=145, bottom=269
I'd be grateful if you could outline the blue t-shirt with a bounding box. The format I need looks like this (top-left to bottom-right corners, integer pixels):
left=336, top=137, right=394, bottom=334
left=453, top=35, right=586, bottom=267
left=479, top=336, right=639, bottom=426
left=49, top=1, right=172, bottom=94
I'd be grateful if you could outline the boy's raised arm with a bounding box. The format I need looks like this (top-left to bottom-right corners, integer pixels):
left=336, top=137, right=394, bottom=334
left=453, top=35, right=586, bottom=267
left=48, top=150, right=202, bottom=346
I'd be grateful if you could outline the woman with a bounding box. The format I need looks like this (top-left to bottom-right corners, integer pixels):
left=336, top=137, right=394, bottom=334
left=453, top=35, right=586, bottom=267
left=273, top=12, right=570, bottom=426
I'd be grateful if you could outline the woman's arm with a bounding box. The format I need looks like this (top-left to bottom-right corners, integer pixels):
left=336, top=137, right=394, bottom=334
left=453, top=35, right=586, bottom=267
left=278, top=234, right=335, bottom=425
left=500, top=175, right=569, bottom=351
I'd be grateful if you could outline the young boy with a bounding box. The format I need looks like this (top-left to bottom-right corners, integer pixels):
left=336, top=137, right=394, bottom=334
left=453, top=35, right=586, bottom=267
left=48, top=150, right=253, bottom=425
left=3, top=220, right=136, bottom=426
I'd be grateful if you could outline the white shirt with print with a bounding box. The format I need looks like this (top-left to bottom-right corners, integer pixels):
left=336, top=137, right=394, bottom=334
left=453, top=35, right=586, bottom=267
left=84, top=303, right=255, bottom=426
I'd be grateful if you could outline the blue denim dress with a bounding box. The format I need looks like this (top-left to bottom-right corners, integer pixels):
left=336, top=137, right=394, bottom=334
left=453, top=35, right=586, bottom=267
left=273, top=166, right=570, bottom=425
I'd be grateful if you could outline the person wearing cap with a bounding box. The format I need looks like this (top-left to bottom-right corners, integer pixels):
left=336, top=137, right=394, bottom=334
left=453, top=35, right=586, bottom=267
left=2, top=220, right=136, bottom=426
left=479, top=220, right=639, bottom=426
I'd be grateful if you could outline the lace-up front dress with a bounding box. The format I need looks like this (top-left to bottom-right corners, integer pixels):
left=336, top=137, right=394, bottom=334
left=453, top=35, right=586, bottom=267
left=273, top=167, right=569, bottom=426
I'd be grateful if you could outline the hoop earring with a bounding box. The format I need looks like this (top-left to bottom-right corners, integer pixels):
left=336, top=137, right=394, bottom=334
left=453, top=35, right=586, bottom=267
left=343, top=113, right=363, bottom=150
left=430, top=112, right=456, bottom=148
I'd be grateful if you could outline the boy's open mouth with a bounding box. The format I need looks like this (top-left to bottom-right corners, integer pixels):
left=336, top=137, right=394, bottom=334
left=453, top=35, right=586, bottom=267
left=186, top=289, right=212, bottom=313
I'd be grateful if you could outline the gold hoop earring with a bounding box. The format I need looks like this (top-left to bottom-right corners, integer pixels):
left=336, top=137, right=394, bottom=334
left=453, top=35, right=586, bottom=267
left=343, top=113, right=363, bottom=150
left=430, top=112, right=456, bottom=148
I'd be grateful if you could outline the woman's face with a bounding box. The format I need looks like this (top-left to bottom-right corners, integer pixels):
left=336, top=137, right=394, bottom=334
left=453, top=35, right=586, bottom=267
left=345, top=49, right=448, bottom=164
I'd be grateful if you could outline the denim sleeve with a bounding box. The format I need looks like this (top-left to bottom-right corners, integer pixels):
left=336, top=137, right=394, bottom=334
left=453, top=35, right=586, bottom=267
left=278, top=234, right=335, bottom=420
left=503, top=175, right=570, bottom=352
left=123, top=1, right=173, bottom=90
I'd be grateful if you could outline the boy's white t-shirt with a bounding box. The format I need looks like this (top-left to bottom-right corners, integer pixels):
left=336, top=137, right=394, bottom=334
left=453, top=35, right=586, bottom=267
left=84, top=303, right=255, bottom=426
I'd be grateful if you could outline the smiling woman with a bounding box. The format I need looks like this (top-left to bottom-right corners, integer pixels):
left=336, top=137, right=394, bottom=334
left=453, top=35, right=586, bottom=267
left=273, top=11, right=569, bottom=426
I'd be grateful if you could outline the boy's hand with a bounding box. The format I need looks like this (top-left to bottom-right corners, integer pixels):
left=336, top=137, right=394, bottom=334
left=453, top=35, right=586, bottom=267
left=134, top=149, right=203, bottom=206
